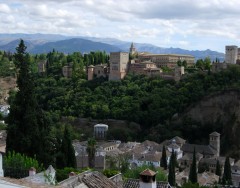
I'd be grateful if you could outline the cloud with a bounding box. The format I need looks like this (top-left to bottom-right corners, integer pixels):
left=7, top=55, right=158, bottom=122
left=0, top=0, right=240, bottom=51
left=118, top=25, right=161, bottom=38
left=0, top=3, right=11, bottom=13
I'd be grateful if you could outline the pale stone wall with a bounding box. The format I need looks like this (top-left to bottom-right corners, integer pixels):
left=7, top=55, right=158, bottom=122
left=138, top=54, right=195, bottom=68
left=174, top=66, right=185, bottom=81
left=38, top=61, right=46, bottom=73
left=62, top=66, right=72, bottom=78
left=88, top=66, right=94, bottom=80
left=109, top=52, right=129, bottom=81
left=129, top=62, right=157, bottom=75
left=93, top=64, right=108, bottom=78
left=212, top=62, right=228, bottom=72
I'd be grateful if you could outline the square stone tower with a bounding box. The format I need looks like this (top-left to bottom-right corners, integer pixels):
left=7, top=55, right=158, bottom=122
left=109, top=52, right=129, bottom=81
left=225, top=45, right=238, bottom=64
left=209, top=132, right=220, bottom=157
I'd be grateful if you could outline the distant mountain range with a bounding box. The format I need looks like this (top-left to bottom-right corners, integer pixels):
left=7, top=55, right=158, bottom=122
left=0, top=33, right=225, bottom=61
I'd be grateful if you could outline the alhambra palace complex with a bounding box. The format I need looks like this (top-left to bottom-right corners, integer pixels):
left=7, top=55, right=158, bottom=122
left=87, top=43, right=195, bottom=82
left=38, top=43, right=240, bottom=81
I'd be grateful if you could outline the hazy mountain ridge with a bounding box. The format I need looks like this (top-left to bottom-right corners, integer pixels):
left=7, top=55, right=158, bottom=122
left=29, top=38, right=121, bottom=54
left=0, top=33, right=224, bottom=60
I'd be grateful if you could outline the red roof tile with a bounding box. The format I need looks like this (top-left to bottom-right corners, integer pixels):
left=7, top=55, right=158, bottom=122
left=140, top=169, right=156, bottom=176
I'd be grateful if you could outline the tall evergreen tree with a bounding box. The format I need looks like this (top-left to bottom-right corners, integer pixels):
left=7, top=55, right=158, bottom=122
left=56, top=126, right=76, bottom=169
left=160, top=145, right=168, bottom=170
left=222, top=156, right=232, bottom=185
left=6, top=39, right=52, bottom=165
left=189, top=148, right=198, bottom=183
left=87, top=138, right=96, bottom=168
left=168, top=149, right=175, bottom=186
left=215, top=160, right=222, bottom=177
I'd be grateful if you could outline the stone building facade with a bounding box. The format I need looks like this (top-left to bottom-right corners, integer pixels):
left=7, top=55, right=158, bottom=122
left=87, top=64, right=109, bottom=81
left=38, top=61, right=47, bottom=73
left=138, top=53, right=195, bottom=68
left=128, top=61, right=161, bottom=76
left=62, top=65, right=73, bottom=78
left=109, top=52, right=129, bottom=81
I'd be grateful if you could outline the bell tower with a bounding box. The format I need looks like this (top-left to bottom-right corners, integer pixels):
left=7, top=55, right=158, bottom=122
left=209, top=132, right=220, bottom=157
left=129, top=42, right=136, bottom=55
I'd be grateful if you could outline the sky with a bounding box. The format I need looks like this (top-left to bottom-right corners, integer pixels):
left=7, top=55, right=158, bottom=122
left=0, top=0, right=240, bottom=52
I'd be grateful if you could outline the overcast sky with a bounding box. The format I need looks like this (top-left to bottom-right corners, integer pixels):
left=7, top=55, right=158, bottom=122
left=0, top=0, right=240, bottom=52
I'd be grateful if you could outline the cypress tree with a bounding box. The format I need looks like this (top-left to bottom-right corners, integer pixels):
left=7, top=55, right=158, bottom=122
left=189, top=147, right=198, bottom=183
left=215, top=160, right=222, bottom=177
left=168, top=149, right=176, bottom=186
left=222, top=156, right=232, bottom=185
left=56, top=126, right=76, bottom=169
left=6, top=39, right=52, bottom=165
left=64, top=126, right=76, bottom=168
left=160, top=145, right=168, bottom=170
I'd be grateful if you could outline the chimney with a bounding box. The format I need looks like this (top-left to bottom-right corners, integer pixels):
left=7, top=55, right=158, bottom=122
left=29, top=167, right=36, bottom=176
left=139, top=169, right=157, bottom=188
left=45, top=165, right=56, bottom=185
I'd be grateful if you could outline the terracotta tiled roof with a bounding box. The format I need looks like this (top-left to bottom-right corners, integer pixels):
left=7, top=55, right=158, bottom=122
left=82, top=171, right=119, bottom=188
left=171, top=136, right=186, bottom=144
left=106, top=148, right=123, bottom=157
left=142, top=140, right=159, bottom=147
left=167, top=143, right=180, bottom=150
left=182, top=144, right=217, bottom=155
left=209, top=132, right=220, bottom=136
left=140, top=169, right=156, bottom=176
left=180, top=152, right=203, bottom=161
left=198, top=172, right=219, bottom=186
left=98, top=142, right=118, bottom=149
left=200, top=156, right=234, bottom=166
left=137, top=153, right=161, bottom=162
left=0, top=177, right=58, bottom=188
left=159, top=136, right=186, bottom=149
left=59, top=171, right=119, bottom=188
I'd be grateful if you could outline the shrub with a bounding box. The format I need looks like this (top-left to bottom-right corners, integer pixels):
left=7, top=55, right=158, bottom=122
left=103, top=169, right=119, bottom=178
left=3, top=151, right=44, bottom=178
left=56, top=167, right=84, bottom=182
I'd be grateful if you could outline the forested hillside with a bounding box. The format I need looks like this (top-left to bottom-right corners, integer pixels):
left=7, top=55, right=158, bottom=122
left=2, top=49, right=240, bottom=159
